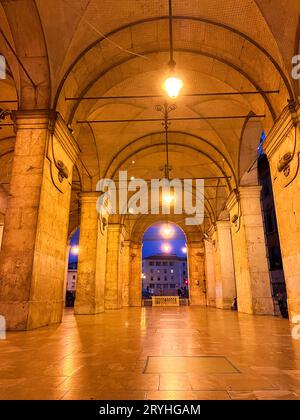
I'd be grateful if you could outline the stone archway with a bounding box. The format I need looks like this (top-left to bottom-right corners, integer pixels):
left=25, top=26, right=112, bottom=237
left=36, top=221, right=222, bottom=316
left=127, top=215, right=206, bottom=307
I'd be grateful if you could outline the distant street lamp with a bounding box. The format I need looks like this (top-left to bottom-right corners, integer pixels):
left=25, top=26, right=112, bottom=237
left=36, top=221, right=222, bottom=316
left=162, top=243, right=171, bottom=253
left=71, top=246, right=79, bottom=255
left=161, top=224, right=174, bottom=238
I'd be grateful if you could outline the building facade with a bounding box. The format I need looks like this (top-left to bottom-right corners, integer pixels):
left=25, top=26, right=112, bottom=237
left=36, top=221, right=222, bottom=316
left=142, top=255, right=188, bottom=296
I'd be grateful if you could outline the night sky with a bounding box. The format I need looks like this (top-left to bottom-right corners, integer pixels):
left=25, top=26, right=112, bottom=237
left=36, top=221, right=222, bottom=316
left=142, top=223, right=187, bottom=258
left=69, top=222, right=187, bottom=265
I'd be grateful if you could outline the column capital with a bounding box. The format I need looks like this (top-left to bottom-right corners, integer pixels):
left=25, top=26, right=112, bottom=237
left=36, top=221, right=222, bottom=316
left=130, top=240, right=142, bottom=249
left=188, top=241, right=204, bottom=253
left=53, top=113, right=80, bottom=164
left=216, top=220, right=231, bottom=230
left=226, top=190, right=239, bottom=212
left=263, top=101, right=300, bottom=159
left=226, top=186, right=262, bottom=212
left=79, top=192, right=100, bottom=204
left=239, top=185, right=262, bottom=199
left=12, top=109, right=56, bottom=130
left=107, top=222, right=124, bottom=233
left=12, top=110, right=80, bottom=164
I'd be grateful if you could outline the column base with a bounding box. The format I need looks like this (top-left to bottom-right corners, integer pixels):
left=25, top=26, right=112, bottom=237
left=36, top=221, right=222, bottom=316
left=238, top=297, right=274, bottom=316
left=287, top=298, right=300, bottom=322
left=216, top=298, right=232, bottom=310
left=0, top=300, right=64, bottom=331
left=74, top=302, right=104, bottom=315
left=207, top=298, right=216, bottom=307
left=104, top=304, right=122, bottom=310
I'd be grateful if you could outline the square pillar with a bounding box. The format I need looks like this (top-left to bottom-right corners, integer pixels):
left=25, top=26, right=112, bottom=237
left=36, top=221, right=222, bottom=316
left=105, top=224, right=124, bottom=310
left=227, top=187, right=274, bottom=315
left=214, top=221, right=236, bottom=310
left=0, top=111, right=79, bottom=330
left=74, top=193, right=108, bottom=315
left=121, top=241, right=131, bottom=307
left=204, top=237, right=216, bottom=307
left=263, top=103, right=300, bottom=321
left=129, top=242, right=142, bottom=307
left=188, top=242, right=206, bottom=306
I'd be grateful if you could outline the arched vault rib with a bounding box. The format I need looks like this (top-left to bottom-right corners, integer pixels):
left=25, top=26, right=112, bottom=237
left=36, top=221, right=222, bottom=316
left=129, top=214, right=204, bottom=245
left=54, top=15, right=294, bottom=110
left=103, top=130, right=237, bottom=188
left=66, top=48, right=277, bottom=125
left=105, top=142, right=233, bottom=194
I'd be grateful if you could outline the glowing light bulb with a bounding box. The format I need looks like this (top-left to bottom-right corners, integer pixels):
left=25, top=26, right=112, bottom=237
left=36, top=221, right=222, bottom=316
left=161, top=224, right=174, bottom=238
left=163, top=194, right=174, bottom=204
left=71, top=246, right=79, bottom=255
left=182, top=247, right=187, bottom=254
left=162, top=243, right=171, bottom=253
left=164, top=76, right=183, bottom=98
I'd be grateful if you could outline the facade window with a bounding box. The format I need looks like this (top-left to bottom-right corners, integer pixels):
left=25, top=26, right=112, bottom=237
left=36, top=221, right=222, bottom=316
left=149, top=262, right=154, bottom=266
left=170, top=269, right=174, bottom=274
left=73, top=275, right=76, bottom=280
left=156, top=262, right=161, bottom=266
left=163, top=262, right=168, bottom=266
left=150, top=269, right=154, bottom=274
left=164, top=270, right=167, bottom=274
left=157, top=277, right=161, bottom=281
left=171, top=276, right=174, bottom=280
left=164, top=277, right=167, bottom=281
left=164, top=284, right=168, bottom=289
left=151, top=277, right=154, bottom=281
left=170, top=262, right=174, bottom=266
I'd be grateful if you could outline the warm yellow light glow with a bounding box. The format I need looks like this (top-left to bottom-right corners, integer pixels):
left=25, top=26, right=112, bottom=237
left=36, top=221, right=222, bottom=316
left=163, top=194, right=174, bottom=204
left=162, top=243, right=171, bottom=253
left=71, top=246, right=79, bottom=255
left=164, top=76, right=183, bottom=98
left=160, top=224, right=174, bottom=239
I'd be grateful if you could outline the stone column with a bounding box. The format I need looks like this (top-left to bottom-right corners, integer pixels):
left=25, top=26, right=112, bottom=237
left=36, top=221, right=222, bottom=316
left=0, top=111, right=79, bottom=330
left=129, top=242, right=142, bottom=307
left=105, top=224, right=124, bottom=310
left=74, top=193, right=108, bottom=315
left=214, top=221, right=236, bottom=310
left=121, top=240, right=131, bottom=307
left=204, top=238, right=216, bottom=307
left=0, top=223, right=3, bottom=250
left=188, top=242, right=206, bottom=306
left=227, top=187, right=274, bottom=315
left=263, top=103, right=300, bottom=321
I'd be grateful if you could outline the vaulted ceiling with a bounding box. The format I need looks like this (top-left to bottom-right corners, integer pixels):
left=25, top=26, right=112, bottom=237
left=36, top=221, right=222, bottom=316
left=0, top=0, right=299, bottom=234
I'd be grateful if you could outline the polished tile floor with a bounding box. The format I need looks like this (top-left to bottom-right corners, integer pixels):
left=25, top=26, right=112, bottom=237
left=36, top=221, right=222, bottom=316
left=1, top=307, right=300, bottom=400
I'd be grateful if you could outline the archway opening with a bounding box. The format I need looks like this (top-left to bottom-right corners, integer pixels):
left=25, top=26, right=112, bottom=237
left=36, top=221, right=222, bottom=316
left=141, top=222, right=189, bottom=304
left=66, top=228, right=80, bottom=309
left=258, top=133, right=288, bottom=319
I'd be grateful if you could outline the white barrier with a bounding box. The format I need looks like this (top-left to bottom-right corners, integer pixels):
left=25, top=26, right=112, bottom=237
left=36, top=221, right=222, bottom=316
left=152, top=296, right=180, bottom=307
